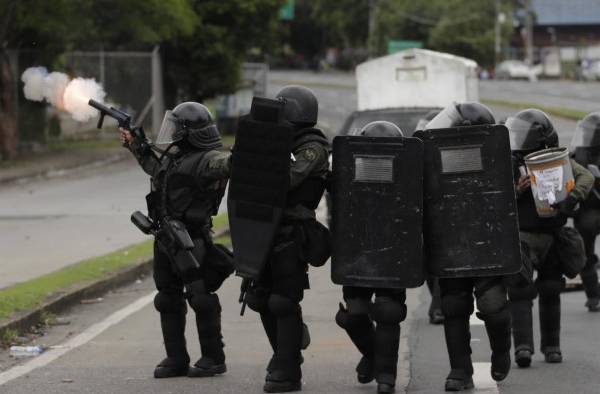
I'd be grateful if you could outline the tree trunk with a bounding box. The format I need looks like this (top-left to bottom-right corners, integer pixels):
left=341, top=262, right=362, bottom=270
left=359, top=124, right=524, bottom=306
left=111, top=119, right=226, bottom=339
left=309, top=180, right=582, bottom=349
left=0, top=49, right=18, bottom=160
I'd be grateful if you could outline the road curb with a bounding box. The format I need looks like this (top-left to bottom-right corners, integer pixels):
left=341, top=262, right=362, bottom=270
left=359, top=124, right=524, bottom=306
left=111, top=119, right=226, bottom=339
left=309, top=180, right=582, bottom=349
left=0, top=259, right=152, bottom=336
left=0, top=152, right=129, bottom=186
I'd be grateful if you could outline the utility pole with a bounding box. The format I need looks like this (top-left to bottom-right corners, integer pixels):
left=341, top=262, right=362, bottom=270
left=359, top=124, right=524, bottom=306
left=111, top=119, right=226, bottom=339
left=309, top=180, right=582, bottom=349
left=368, top=0, right=378, bottom=58
left=524, top=0, right=534, bottom=66
left=495, top=0, right=502, bottom=65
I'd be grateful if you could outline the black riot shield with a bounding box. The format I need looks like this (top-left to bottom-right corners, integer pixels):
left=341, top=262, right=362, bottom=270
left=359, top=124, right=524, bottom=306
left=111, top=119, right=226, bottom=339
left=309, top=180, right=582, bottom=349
left=414, top=124, right=521, bottom=278
left=330, top=135, right=425, bottom=289
left=227, top=97, right=293, bottom=279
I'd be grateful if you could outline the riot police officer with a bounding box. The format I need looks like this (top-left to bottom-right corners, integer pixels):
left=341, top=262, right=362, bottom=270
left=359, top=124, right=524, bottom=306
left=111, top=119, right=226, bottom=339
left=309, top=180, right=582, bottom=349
left=120, top=102, right=233, bottom=378
left=420, top=102, right=515, bottom=391
left=334, top=121, right=411, bottom=394
left=571, top=112, right=600, bottom=312
left=506, top=108, right=593, bottom=367
left=239, top=86, right=330, bottom=392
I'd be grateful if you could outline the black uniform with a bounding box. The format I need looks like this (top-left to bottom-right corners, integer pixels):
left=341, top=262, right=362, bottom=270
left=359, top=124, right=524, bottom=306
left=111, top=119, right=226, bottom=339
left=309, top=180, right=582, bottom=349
left=237, top=85, right=330, bottom=393
left=506, top=109, right=593, bottom=366
left=422, top=103, right=514, bottom=391
left=571, top=112, right=600, bottom=311
left=128, top=102, right=233, bottom=378
left=333, top=121, right=412, bottom=394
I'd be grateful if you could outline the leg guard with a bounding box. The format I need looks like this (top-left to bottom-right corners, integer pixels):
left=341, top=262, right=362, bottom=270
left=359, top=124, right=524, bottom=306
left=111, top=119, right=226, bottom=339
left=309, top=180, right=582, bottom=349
left=507, top=284, right=536, bottom=354
left=440, top=280, right=474, bottom=379
left=371, top=296, right=407, bottom=386
left=188, top=289, right=225, bottom=365
left=536, top=279, right=563, bottom=352
left=478, top=305, right=511, bottom=381
left=581, top=258, right=600, bottom=301
left=246, top=286, right=278, bottom=353
left=267, top=294, right=303, bottom=382
left=153, top=292, right=190, bottom=377
left=336, top=300, right=375, bottom=384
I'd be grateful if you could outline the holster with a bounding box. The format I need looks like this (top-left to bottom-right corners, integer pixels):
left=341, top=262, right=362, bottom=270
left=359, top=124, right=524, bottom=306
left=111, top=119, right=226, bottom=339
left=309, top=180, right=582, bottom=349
left=300, top=219, right=331, bottom=267
left=552, top=227, right=586, bottom=279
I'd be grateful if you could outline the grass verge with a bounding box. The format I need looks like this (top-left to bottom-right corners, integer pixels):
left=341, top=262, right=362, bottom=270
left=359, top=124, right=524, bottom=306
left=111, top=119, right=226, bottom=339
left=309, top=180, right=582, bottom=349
left=482, top=99, right=587, bottom=121
left=0, top=212, right=230, bottom=324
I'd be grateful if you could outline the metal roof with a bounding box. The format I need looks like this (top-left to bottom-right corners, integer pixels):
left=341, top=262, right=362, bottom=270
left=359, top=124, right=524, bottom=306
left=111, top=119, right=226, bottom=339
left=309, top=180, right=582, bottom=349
left=532, top=0, right=600, bottom=25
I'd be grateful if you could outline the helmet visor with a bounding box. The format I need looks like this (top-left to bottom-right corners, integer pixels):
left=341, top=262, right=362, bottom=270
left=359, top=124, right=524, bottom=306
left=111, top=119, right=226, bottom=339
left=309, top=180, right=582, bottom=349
left=424, top=104, right=462, bottom=130
left=570, top=120, right=600, bottom=149
left=506, top=116, right=540, bottom=151
left=156, top=110, right=179, bottom=145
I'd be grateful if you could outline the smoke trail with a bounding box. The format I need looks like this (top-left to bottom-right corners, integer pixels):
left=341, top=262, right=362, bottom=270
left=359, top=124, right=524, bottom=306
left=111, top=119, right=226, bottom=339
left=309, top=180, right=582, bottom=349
left=63, top=77, right=106, bottom=122
left=21, top=66, right=48, bottom=101
left=21, top=66, right=107, bottom=122
left=43, top=72, right=70, bottom=107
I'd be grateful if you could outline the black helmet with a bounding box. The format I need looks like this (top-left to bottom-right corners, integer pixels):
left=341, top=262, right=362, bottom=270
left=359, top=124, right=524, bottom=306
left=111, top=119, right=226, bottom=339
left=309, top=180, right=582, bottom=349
left=156, top=102, right=222, bottom=149
left=359, top=121, right=404, bottom=138
left=571, top=112, right=600, bottom=149
left=425, top=102, right=495, bottom=129
left=506, top=108, right=558, bottom=152
left=276, top=85, right=318, bottom=127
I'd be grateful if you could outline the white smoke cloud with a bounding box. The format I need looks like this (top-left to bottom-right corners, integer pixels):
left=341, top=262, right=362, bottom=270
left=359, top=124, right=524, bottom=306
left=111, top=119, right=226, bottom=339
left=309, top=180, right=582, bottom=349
left=21, top=66, right=107, bottom=122
left=63, top=77, right=106, bottom=122
left=43, top=72, right=70, bottom=107
left=21, top=66, right=48, bottom=101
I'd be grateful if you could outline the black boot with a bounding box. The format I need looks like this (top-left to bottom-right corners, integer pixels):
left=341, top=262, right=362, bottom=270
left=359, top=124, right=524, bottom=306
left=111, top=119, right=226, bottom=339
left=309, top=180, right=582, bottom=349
left=189, top=297, right=226, bottom=378
left=335, top=303, right=375, bottom=384
left=264, top=301, right=303, bottom=393
left=478, top=307, right=511, bottom=381
left=581, top=265, right=600, bottom=312
left=443, top=317, right=473, bottom=392
left=539, top=295, right=562, bottom=363
left=154, top=313, right=190, bottom=378
left=510, top=299, right=534, bottom=367
left=374, top=323, right=400, bottom=392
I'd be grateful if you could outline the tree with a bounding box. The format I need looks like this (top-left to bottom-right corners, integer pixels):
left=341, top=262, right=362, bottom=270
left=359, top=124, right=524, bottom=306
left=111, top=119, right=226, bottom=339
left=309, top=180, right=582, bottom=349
left=162, top=0, right=285, bottom=104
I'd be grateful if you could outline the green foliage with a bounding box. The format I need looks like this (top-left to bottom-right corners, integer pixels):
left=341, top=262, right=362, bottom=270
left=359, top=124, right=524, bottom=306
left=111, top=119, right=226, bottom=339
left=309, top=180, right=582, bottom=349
left=162, top=0, right=285, bottom=103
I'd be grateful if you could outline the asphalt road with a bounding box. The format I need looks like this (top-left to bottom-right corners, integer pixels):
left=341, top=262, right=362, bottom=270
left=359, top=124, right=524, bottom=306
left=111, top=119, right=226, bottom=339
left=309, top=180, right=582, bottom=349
left=1, top=71, right=600, bottom=393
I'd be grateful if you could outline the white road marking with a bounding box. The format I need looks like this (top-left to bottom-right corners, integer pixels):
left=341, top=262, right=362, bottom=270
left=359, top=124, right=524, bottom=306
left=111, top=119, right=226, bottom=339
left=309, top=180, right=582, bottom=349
left=472, top=362, right=499, bottom=393
left=470, top=302, right=484, bottom=326
left=0, top=291, right=156, bottom=386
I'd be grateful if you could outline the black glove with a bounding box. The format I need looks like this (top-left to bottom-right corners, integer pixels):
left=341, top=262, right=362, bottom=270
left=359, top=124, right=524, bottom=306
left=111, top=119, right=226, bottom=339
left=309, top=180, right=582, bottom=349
left=552, top=195, right=579, bottom=216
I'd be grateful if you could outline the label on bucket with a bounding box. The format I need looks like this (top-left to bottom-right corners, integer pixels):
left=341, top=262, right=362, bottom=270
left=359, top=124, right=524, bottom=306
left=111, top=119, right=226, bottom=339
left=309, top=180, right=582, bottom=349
left=532, top=166, right=563, bottom=204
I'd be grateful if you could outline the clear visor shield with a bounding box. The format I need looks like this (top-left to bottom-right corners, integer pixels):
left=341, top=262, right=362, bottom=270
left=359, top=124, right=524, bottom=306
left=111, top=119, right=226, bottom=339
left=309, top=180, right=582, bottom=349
left=424, top=104, right=462, bottom=130
left=570, top=120, right=599, bottom=150
left=506, top=116, right=538, bottom=151
left=156, top=111, right=179, bottom=145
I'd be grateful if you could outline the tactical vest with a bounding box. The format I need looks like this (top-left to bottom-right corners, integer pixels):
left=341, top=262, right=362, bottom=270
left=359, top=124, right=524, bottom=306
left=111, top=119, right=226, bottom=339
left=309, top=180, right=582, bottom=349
left=149, top=150, right=227, bottom=229
left=287, top=128, right=329, bottom=210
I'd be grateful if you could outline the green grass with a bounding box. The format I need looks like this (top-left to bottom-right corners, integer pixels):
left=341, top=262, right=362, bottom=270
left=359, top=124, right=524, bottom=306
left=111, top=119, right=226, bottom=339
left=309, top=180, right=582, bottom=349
left=221, top=134, right=235, bottom=149
left=482, top=99, right=587, bottom=121
left=0, top=240, right=154, bottom=320
left=0, top=212, right=230, bottom=324
left=48, top=138, right=121, bottom=152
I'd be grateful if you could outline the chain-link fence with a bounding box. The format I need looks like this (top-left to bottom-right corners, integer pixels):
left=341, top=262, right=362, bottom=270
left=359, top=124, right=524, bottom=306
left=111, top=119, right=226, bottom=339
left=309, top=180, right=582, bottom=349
left=9, top=47, right=164, bottom=149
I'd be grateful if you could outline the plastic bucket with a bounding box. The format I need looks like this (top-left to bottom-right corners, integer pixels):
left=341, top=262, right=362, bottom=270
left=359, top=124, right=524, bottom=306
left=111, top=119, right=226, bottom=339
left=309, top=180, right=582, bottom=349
left=524, top=147, right=575, bottom=217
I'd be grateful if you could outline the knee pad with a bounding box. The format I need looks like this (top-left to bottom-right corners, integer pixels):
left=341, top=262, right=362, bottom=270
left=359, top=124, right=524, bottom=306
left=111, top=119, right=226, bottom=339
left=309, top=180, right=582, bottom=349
left=508, top=283, right=537, bottom=301
left=536, top=279, right=565, bottom=298
left=370, top=297, right=407, bottom=324
left=335, top=302, right=370, bottom=329
left=477, top=285, right=508, bottom=315
left=188, top=292, right=220, bottom=314
left=441, top=293, right=474, bottom=318
left=154, top=291, right=186, bottom=314
left=246, top=290, right=269, bottom=313
left=268, top=294, right=299, bottom=317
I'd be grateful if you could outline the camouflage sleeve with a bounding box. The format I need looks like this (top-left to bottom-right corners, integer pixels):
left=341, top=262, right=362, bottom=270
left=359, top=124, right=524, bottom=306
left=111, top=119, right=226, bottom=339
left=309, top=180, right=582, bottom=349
left=570, top=159, right=594, bottom=201
left=290, top=142, right=328, bottom=188
left=196, top=150, right=232, bottom=180
left=128, top=138, right=160, bottom=176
